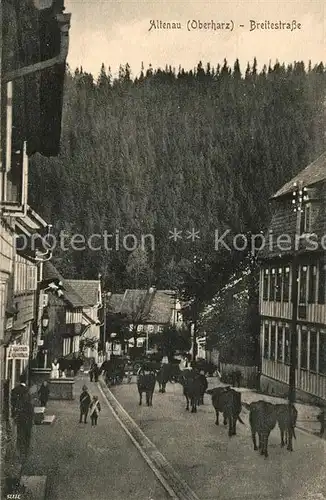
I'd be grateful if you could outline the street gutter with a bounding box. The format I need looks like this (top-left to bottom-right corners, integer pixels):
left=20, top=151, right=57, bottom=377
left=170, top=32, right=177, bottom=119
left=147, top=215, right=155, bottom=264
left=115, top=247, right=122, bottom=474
left=97, top=378, right=201, bottom=500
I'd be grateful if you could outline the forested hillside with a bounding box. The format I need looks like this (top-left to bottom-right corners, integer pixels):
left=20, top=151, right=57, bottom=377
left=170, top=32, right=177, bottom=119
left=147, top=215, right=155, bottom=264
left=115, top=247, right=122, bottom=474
left=29, top=59, right=326, bottom=294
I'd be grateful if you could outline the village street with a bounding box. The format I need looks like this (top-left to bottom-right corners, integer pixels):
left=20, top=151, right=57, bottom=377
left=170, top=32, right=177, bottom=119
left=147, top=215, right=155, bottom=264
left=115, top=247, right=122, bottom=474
left=109, top=377, right=326, bottom=500
left=22, top=375, right=169, bottom=500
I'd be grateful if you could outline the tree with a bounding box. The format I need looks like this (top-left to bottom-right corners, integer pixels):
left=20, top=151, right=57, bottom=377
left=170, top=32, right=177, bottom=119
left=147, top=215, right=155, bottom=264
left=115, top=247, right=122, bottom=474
left=126, top=247, right=153, bottom=288
left=149, top=324, right=191, bottom=360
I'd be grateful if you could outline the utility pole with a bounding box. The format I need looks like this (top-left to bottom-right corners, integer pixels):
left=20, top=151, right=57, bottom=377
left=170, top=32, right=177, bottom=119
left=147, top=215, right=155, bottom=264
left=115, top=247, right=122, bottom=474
left=288, top=182, right=308, bottom=404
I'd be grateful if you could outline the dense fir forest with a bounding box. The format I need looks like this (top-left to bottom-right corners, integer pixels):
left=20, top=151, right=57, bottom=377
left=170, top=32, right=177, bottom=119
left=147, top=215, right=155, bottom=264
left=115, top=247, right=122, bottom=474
left=29, top=58, right=326, bottom=302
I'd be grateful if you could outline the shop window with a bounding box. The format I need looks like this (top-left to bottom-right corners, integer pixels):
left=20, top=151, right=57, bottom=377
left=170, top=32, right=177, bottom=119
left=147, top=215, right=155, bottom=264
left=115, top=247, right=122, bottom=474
left=269, top=269, right=276, bottom=301
left=263, top=323, right=269, bottom=359
left=263, top=269, right=269, bottom=301
left=300, top=330, right=308, bottom=370
left=299, top=265, right=308, bottom=304
left=309, top=331, right=317, bottom=372
left=318, top=260, right=326, bottom=304
left=282, top=267, right=290, bottom=302
left=270, top=325, right=276, bottom=360
left=319, top=332, right=326, bottom=375
left=275, top=268, right=282, bottom=302
left=284, top=327, right=290, bottom=364
left=308, top=265, right=317, bottom=304
left=277, top=326, right=283, bottom=362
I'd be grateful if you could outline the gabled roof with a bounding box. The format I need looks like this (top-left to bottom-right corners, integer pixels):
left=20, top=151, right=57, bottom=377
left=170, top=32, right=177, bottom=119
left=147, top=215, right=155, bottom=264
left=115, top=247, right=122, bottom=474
left=272, top=151, right=326, bottom=198
left=107, top=289, right=177, bottom=325
left=145, top=290, right=176, bottom=324
left=106, top=294, right=125, bottom=314
left=66, top=280, right=100, bottom=307
left=42, top=261, right=87, bottom=308
left=259, top=152, right=326, bottom=260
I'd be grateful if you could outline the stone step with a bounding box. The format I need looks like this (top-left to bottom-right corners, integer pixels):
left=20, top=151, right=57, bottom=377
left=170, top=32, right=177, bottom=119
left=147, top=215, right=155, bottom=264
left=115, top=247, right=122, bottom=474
left=33, top=407, right=46, bottom=425
left=20, top=476, right=47, bottom=500
left=41, top=415, right=56, bottom=425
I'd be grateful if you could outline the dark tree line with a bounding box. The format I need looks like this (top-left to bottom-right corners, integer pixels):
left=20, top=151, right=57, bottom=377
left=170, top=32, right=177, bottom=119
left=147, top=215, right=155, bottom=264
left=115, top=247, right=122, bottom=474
left=28, top=58, right=326, bottom=361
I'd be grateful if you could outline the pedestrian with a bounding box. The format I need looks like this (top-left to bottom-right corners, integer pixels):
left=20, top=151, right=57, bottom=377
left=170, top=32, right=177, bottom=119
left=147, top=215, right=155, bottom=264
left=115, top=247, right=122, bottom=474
left=79, top=385, right=91, bottom=424
left=89, top=396, right=101, bottom=426
left=93, top=363, right=99, bottom=382
left=11, top=374, right=34, bottom=461
left=51, top=358, right=60, bottom=379
left=38, top=381, right=50, bottom=407
left=89, top=360, right=95, bottom=382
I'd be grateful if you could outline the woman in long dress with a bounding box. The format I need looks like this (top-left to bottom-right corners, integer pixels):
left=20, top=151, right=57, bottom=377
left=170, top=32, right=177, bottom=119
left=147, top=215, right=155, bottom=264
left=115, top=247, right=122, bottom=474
left=51, top=358, right=60, bottom=379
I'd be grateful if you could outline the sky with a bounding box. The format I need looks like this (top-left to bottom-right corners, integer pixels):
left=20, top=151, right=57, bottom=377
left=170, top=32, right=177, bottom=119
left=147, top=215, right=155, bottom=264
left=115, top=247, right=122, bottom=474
left=64, top=0, right=325, bottom=79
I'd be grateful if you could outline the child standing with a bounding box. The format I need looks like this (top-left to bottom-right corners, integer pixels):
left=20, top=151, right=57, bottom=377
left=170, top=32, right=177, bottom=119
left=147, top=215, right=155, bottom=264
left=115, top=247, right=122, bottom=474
left=38, top=381, right=50, bottom=407
left=89, top=395, right=101, bottom=426
left=79, top=385, right=91, bottom=424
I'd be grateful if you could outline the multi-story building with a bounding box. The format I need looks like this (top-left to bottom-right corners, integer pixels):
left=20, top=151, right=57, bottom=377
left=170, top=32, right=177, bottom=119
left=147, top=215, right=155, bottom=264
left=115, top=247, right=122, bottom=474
left=0, top=0, right=71, bottom=469
left=105, top=288, right=184, bottom=354
left=259, top=152, right=326, bottom=404
left=41, top=262, right=101, bottom=363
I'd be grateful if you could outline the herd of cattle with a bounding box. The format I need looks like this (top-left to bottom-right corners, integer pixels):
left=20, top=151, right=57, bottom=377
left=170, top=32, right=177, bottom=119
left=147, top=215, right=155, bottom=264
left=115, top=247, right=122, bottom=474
left=134, top=363, right=298, bottom=458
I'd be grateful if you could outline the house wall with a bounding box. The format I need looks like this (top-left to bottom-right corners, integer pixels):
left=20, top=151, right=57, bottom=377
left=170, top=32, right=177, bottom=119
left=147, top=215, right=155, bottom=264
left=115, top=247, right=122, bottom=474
left=260, top=318, right=326, bottom=402
left=82, top=306, right=100, bottom=361
left=44, top=295, right=66, bottom=363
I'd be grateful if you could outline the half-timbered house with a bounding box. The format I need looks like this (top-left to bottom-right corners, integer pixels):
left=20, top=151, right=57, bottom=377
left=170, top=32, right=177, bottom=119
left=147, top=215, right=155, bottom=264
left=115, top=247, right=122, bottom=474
left=259, top=152, right=326, bottom=404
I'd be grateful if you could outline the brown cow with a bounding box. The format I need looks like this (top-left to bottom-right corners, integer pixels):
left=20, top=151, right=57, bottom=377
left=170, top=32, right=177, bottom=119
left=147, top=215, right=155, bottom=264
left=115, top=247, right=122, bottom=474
left=137, top=372, right=156, bottom=406
left=178, top=370, right=202, bottom=413
left=207, top=386, right=244, bottom=436
left=248, top=400, right=277, bottom=457
left=275, top=403, right=297, bottom=451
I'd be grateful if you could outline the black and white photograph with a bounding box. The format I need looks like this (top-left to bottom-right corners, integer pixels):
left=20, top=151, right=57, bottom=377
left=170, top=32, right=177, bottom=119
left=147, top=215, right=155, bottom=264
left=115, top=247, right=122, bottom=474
left=0, top=0, right=326, bottom=499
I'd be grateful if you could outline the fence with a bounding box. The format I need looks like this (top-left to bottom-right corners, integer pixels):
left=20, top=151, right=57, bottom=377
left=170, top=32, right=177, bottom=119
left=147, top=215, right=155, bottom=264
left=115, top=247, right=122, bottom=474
left=219, top=362, right=258, bottom=389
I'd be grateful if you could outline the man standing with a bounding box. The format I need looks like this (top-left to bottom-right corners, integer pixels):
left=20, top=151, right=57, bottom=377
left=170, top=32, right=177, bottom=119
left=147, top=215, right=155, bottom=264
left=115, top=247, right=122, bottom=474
left=11, top=375, right=34, bottom=462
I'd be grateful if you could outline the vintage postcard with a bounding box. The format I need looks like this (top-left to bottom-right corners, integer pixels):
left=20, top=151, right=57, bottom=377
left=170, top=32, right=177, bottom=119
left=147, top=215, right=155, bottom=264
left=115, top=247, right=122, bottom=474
left=1, top=0, right=325, bottom=499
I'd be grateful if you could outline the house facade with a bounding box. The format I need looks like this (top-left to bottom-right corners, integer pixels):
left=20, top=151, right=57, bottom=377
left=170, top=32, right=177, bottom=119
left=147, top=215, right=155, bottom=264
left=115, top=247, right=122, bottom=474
left=41, top=263, right=102, bottom=363
left=105, top=288, right=184, bottom=354
left=259, top=152, right=326, bottom=404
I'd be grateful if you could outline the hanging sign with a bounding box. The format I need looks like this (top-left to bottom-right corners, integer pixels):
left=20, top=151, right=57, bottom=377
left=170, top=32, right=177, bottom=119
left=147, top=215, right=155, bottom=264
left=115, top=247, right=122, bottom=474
left=7, top=345, right=30, bottom=359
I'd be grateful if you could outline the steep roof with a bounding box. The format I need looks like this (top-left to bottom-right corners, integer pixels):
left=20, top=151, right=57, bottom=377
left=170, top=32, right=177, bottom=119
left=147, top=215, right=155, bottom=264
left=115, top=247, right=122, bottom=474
left=146, top=290, right=176, bottom=324
left=106, top=294, right=124, bottom=314
left=66, top=280, right=100, bottom=306
left=272, top=151, right=326, bottom=199
left=259, top=153, right=326, bottom=260
left=106, top=289, right=177, bottom=324
left=42, top=261, right=87, bottom=308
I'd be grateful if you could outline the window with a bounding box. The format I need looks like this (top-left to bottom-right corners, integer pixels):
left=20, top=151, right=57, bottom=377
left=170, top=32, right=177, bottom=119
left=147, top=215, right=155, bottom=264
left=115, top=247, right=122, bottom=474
left=310, top=331, right=317, bottom=372
left=318, top=332, right=326, bottom=375
left=318, top=259, right=326, bottom=304
left=299, top=265, right=308, bottom=304
left=263, top=269, right=269, bottom=301
left=263, top=323, right=269, bottom=359
left=277, top=326, right=283, bottom=362
left=269, top=269, right=276, bottom=301
left=300, top=330, right=308, bottom=370
left=270, top=325, right=276, bottom=360
left=282, top=267, right=290, bottom=302
left=300, top=203, right=312, bottom=234
left=284, top=327, right=290, bottom=364
left=308, top=265, right=317, bottom=303
left=275, top=268, right=282, bottom=301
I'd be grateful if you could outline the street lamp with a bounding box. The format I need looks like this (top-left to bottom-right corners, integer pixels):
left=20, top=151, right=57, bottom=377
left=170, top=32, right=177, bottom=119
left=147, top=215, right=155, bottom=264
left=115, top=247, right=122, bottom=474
left=289, top=182, right=309, bottom=405
left=41, top=308, right=49, bottom=329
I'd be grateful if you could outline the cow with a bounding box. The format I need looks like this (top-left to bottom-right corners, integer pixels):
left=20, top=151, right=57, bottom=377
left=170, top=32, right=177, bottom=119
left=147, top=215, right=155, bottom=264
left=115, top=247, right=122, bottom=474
left=178, top=370, right=202, bottom=413
left=157, top=363, right=180, bottom=393
left=198, top=373, right=208, bottom=405
left=275, top=403, right=297, bottom=451
left=248, top=400, right=277, bottom=457
left=207, top=386, right=244, bottom=436
left=137, top=371, right=156, bottom=406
